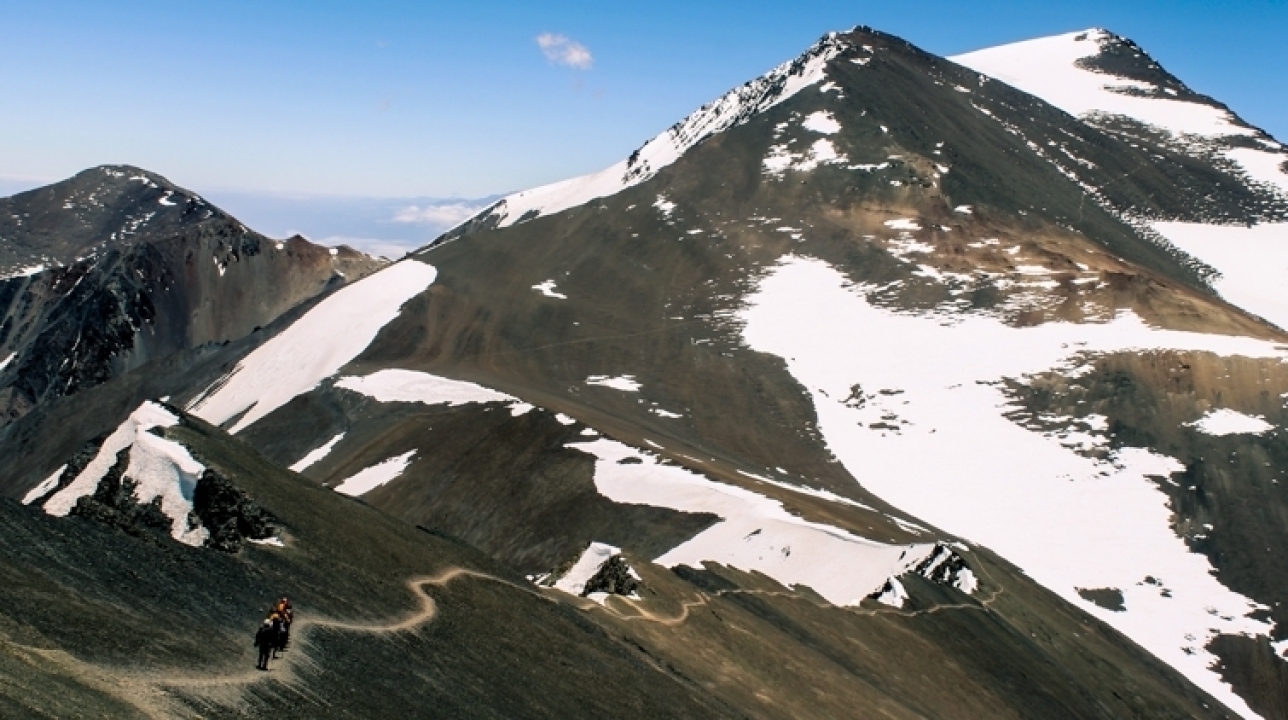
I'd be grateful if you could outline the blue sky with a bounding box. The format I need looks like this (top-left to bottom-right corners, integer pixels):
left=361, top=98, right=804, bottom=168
left=2, top=1, right=1285, bottom=204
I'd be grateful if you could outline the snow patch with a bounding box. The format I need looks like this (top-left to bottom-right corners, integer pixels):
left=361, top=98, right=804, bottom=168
left=802, top=110, right=841, bottom=135
left=290, top=433, right=346, bottom=472
left=874, top=577, right=908, bottom=607
left=22, top=465, right=65, bottom=505
left=41, top=402, right=208, bottom=546
left=0, top=352, right=14, bottom=372
left=0, top=264, right=47, bottom=280
left=884, top=218, right=922, bottom=231
left=333, top=450, right=416, bottom=496
left=572, top=436, right=938, bottom=606
left=1272, top=638, right=1288, bottom=660
left=1224, top=147, right=1288, bottom=198
left=553, top=542, right=622, bottom=597
left=187, top=261, right=438, bottom=433
left=763, top=138, right=848, bottom=177
left=1151, top=222, right=1288, bottom=331
left=1186, top=409, right=1274, bottom=437
left=336, top=368, right=515, bottom=407
left=510, top=402, right=535, bottom=417
left=532, top=280, right=568, bottom=299
left=586, top=375, right=641, bottom=392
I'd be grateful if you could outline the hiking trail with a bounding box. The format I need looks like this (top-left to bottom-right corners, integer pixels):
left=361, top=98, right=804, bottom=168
left=18, top=558, right=1005, bottom=718
left=12, top=566, right=523, bottom=719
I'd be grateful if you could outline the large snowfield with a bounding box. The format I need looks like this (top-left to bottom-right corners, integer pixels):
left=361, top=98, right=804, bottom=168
left=188, top=260, right=438, bottom=433
left=1152, top=221, right=1288, bottom=331
left=951, top=29, right=1255, bottom=139
left=739, top=255, right=1285, bottom=719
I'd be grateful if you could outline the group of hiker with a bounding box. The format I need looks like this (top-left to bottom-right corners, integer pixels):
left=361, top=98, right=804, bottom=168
left=254, top=597, right=293, bottom=671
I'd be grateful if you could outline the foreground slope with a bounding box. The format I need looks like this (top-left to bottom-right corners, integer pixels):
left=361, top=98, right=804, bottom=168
left=11, top=393, right=1240, bottom=716
left=0, top=406, right=735, bottom=718
left=163, top=26, right=1288, bottom=718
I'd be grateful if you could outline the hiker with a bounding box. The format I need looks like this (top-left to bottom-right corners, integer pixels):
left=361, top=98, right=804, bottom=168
left=254, top=619, right=276, bottom=670
left=276, top=597, right=293, bottom=651
left=269, top=612, right=286, bottom=659
left=275, top=597, right=293, bottom=650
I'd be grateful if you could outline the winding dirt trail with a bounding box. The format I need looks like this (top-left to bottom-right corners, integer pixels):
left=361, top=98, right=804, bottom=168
left=15, top=558, right=1005, bottom=718
left=11, top=566, right=522, bottom=719
left=151, top=567, right=522, bottom=692
left=563, top=560, right=1006, bottom=627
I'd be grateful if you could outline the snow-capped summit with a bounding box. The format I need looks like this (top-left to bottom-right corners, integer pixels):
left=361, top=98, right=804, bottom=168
left=952, top=29, right=1253, bottom=139
left=440, top=33, right=851, bottom=236
left=951, top=29, right=1288, bottom=199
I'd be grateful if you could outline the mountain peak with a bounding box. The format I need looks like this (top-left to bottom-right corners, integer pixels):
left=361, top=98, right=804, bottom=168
left=437, top=32, right=855, bottom=238
left=949, top=29, right=1249, bottom=135
left=949, top=28, right=1288, bottom=205
left=0, top=165, right=227, bottom=277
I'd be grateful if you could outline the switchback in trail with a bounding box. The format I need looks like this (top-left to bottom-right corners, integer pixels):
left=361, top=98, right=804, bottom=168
left=9, top=566, right=525, bottom=719
left=40, top=559, right=1005, bottom=718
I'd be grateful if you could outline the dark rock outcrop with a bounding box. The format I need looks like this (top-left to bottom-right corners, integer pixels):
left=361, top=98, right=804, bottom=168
left=68, top=446, right=173, bottom=538
left=582, top=554, right=641, bottom=597
left=192, top=468, right=277, bottom=552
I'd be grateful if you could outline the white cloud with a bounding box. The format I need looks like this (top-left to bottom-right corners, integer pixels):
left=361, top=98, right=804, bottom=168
left=537, top=33, right=593, bottom=69
left=392, top=203, right=484, bottom=227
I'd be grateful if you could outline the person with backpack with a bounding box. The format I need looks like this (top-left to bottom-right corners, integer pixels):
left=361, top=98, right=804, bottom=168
left=254, top=619, right=276, bottom=671
left=268, top=612, right=286, bottom=659
left=275, top=597, right=293, bottom=652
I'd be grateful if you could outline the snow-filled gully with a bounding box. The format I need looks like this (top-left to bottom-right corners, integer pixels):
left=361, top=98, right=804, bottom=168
left=739, top=254, right=1285, bottom=719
